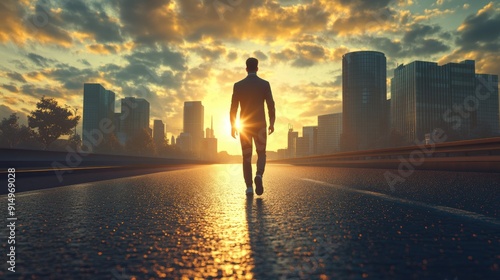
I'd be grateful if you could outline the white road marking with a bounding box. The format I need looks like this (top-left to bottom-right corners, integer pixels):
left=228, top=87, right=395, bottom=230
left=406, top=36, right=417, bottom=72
left=302, top=178, right=500, bottom=227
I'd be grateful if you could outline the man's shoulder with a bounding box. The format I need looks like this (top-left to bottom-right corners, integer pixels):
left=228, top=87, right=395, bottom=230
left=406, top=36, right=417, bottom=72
left=235, top=75, right=269, bottom=85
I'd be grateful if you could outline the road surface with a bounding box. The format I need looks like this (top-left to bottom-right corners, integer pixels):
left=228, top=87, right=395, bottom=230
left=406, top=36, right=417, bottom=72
left=1, top=164, right=499, bottom=279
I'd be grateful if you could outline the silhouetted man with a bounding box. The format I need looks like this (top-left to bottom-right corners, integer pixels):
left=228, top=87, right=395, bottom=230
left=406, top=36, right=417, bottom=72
left=230, top=57, right=276, bottom=196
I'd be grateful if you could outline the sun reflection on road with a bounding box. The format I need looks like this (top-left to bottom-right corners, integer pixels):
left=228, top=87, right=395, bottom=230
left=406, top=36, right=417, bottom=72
left=173, top=164, right=255, bottom=279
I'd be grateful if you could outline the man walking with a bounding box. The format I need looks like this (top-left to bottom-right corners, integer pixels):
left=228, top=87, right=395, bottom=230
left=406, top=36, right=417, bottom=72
left=230, top=57, right=276, bottom=196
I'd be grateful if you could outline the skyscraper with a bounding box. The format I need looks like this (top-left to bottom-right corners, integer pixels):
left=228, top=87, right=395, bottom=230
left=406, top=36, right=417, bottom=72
left=153, top=119, right=165, bottom=147
left=82, top=83, right=115, bottom=151
left=183, top=101, right=204, bottom=156
left=287, top=125, right=298, bottom=158
left=391, top=60, right=499, bottom=143
left=302, top=126, right=318, bottom=156
left=317, top=113, right=342, bottom=155
left=120, top=97, right=150, bottom=143
left=341, top=51, right=387, bottom=151
left=202, top=116, right=217, bottom=161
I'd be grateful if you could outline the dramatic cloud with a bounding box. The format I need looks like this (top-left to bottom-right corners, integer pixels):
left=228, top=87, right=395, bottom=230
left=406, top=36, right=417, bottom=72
left=59, top=0, right=123, bottom=43
left=455, top=2, right=500, bottom=51
left=439, top=2, right=500, bottom=74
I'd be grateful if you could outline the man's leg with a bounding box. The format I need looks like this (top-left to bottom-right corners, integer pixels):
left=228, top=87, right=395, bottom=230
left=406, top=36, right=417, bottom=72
left=240, top=131, right=253, bottom=187
left=255, top=126, right=268, bottom=176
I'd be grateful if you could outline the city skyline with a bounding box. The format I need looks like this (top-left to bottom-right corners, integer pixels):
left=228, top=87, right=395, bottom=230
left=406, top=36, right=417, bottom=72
left=1, top=0, right=499, bottom=155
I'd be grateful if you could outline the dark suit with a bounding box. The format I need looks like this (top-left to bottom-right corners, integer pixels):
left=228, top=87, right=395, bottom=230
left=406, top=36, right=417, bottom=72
left=230, top=73, right=275, bottom=187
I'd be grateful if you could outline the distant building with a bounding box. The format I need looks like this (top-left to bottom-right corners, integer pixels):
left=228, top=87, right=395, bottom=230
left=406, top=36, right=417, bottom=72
left=183, top=101, right=204, bottom=156
left=391, top=60, right=499, bottom=144
left=302, top=126, right=318, bottom=156
left=202, top=138, right=218, bottom=161
left=171, top=135, right=176, bottom=146
left=318, top=113, right=342, bottom=155
left=277, top=149, right=288, bottom=160
left=206, top=116, right=215, bottom=139
left=341, top=51, right=387, bottom=151
left=120, top=97, right=150, bottom=143
left=82, top=83, right=115, bottom=151
left=176, top=132, right=192, bottom=152
left=287, top=125, right=298, bottom=158
left=296, top=136, right=309, bottom=158
left=202, top=116, right=217, bottom=161
left=153, top=120, right=165, bottom=147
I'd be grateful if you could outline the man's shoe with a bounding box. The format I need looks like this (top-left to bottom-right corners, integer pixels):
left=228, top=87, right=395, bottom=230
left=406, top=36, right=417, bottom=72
left=255, top=175, right=263, bottom=195
left=246, top=186, right=254, bottom=196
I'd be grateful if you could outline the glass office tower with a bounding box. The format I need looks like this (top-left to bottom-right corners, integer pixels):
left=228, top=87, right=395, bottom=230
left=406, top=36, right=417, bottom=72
left=391, top=60, right=498, bottom=143
left=82, top=83, right=115, bottom=151
left=341, top=51, right=387, bottom=151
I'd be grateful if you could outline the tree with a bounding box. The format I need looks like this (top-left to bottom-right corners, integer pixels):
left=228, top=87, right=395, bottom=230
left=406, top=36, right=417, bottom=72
left=94, top=133, right=123, bottom=155
left=68, top=133, right=82, bottom=150
left=125, top=128, right=156, bottom=156
left=0, top=113, right=34, bottom=148
left=28, top=96, right=80, bottom=149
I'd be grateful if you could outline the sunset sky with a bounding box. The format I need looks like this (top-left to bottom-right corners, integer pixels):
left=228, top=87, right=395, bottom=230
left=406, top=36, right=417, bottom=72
left=1, top=0, right=499, bottom=155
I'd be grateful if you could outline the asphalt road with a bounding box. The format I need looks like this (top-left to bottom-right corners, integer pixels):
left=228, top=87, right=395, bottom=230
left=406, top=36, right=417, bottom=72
left=1, top=164, right=499, bottom=279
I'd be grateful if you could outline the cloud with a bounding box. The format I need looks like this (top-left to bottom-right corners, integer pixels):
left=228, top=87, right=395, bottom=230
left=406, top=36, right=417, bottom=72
left=6, top=72, right=27, bottom=83
left=177, top=0, right=331, bottom=43
left=189, top=44, right=227, bottom=62
left=0, top=104, right=18, bottom=121
left=439, top=3, right=500, bottom=75
left=331, top=0, right=397, bottom=36
left=270, top=42, right=331, bottom=68
left=455, top=2, right=500, bottom=52
left=332, top=46, right=349, bottom=61
left=226, top=51, right=238, bottom=62
left=27, top=64, right=101, bottom=90
left=87, top=43, right=121, bottom=54
left=413, top=8, right=454, bottom=22
left=402, top=24, right=441, bottom=43
left=1, top=84, right=19, bottom=93
left=275, top=80, right=342, bottom=122
left=20, top=84, right=65, bottom=99
left=359, top=21, right=450, bottom=59
left=119, top=0, right=182, bottom=45
left=253, top=50, right=268, bottom=61
left=125, top=46, right=187, bottom=71
left=78, top=59, right=91, bottom=66
left=58, top=0, right=123, bottom=43
left=27, top=53, right=56, bottom=68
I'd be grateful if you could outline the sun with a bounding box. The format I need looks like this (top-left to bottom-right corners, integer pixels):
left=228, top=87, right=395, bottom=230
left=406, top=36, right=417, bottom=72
left=235, top=117, right=242, bottom=131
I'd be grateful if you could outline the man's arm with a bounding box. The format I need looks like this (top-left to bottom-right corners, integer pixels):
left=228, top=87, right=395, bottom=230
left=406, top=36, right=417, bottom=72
left=230, top=84, right=239, bottom=138
left=265, top=82, right=276, bottom=135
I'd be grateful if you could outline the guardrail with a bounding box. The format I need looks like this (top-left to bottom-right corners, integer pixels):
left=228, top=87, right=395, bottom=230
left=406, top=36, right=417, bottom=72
left=271, top=137, right=500, bottom=172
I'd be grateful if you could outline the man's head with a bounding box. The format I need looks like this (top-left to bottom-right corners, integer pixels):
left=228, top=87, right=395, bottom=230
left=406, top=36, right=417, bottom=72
left=246, top=57, right=258, bottom=73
